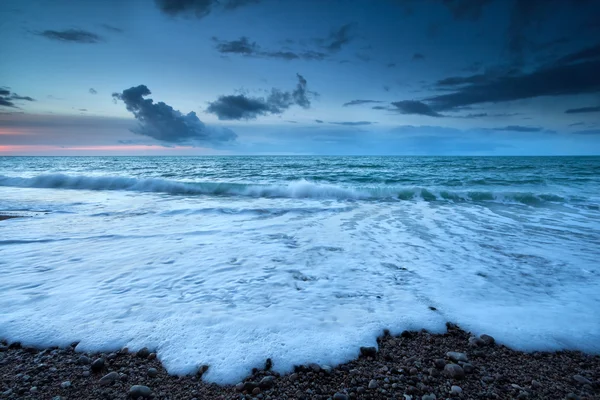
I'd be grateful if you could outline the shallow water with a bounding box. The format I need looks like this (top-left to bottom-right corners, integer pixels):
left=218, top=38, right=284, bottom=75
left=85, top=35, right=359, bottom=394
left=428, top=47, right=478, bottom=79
left=0, top=156, right=599, bottom=383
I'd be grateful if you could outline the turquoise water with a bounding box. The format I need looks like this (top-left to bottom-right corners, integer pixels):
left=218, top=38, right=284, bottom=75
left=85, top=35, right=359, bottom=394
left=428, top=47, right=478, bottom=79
left=0, top=156, right=599, bottom=383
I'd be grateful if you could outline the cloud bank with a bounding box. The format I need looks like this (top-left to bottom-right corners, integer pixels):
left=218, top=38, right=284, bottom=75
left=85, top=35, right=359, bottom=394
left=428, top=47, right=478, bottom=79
left=0, top=88, right=36, bottom=108
left=112, top=85, right=236, bottom=144
left=38, top=29, right=103, bottom=43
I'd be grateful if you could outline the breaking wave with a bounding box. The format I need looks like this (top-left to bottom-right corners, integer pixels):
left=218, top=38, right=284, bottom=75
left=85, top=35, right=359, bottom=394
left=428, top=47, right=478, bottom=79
left=0, top=173, right=580, bottom=205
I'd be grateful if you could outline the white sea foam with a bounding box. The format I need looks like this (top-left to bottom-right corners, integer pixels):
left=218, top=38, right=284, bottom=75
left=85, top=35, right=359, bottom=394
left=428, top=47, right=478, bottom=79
left=1, top=185, right=599, bottom=384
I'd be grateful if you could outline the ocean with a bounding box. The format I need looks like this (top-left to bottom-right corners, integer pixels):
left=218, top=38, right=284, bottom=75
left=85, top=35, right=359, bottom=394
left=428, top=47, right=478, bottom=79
left=0, top=156, right=599, bottom=383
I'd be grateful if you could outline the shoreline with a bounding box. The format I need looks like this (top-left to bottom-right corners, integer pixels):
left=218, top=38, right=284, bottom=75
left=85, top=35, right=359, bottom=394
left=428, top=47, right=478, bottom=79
left=1, top=324, right=598, bottom=399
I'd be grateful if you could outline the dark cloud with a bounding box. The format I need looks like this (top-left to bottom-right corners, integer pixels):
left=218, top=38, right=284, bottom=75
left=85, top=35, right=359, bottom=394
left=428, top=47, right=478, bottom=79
left=412, top=53, right=425, bottom=61
left=342, top=99, right=383, bottom=107
left=89, top=88, right=98, bottom=95
left=315, top=23, right=356, bottom=53
left=206, top=74, right=315, bottom=120
left=386, top=63, right=396, bottom=68
left=383, top=85, right=391, bottom=92
left=372, top=106, right=388, bottom=110
left=112, top=85, right=236, bottom=144
left=212, top=37, right=327, bottom=61
left=390, top=100, right=442, bottom=117
left=405, top=43, right=600, bottom=113
left=565, top=106, right=600, bottom=114
left=155, top=0, right=259, bottom=18
left=573, top=129, right=600, bottom=135
left=439, top=0, right=493, bottom=21
left=0, top=88, right=36, bottom=108
left=329, top=121, right=374, bottom=126
left=101, top=24, right=124, bottom=33
left=38, top=29, right=103, bottom=43
left=315, top=119, right=324, bottom=123
left=491, top=125, right=542, bottom=132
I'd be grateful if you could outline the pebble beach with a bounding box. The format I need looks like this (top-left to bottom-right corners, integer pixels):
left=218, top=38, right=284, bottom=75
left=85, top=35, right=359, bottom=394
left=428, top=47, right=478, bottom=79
left=1, top=324, right=598, bottom=400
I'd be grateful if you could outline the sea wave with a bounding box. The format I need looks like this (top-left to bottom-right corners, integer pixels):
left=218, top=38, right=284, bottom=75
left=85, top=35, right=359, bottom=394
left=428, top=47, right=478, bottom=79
left=0, top=173, right=580, bottom=205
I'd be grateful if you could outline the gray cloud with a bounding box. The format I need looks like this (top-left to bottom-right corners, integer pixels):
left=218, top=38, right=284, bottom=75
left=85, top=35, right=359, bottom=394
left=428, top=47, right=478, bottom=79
left=329, top=121, right=374, bottom=126
left=412, top=53, right=425, bottom=61
left=569, top=122, right=585, bottom=127
left=212, top=37, right=327, bottom=61
left=565, top=106, right=600, bottom=114
left=315, top=119, right=324, bottom=123
left=400, top=43, right=600, bottom=114
left=206, top=74, right=314, bottom=120
left=391, top=100, right=442, bottom=117
left=38, top=29, right=103, bottom=43
left=342, top=99, right=383, bottom=107
left=491, top=125, right=542, bottom=132
left=573, top=129, right=600, bottom=135
left=101, top=24, right=124, bottom=33
left=89, top=88, right=97, bottom=95
left=316, top=23, right=356, bottom=53
left=112, top=85, right=236, bottom=144
left=155, top=0, right=259, bottom=18
left=0, top=88, right=36, bottom=108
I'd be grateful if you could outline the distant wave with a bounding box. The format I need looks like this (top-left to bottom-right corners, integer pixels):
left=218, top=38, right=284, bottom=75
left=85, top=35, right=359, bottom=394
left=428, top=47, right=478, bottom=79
left=0, top=173, right=579, bottom=205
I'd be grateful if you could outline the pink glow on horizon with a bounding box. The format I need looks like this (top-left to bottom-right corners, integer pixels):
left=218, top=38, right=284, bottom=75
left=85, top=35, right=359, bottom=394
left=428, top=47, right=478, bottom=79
left=0, top=145, right=222, bottom=155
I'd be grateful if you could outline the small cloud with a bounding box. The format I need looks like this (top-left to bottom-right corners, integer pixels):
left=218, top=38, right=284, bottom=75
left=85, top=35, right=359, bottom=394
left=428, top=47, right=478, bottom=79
left=38, top=29, right=103, bottom=43
left=329, top=121, right=374, bottom=126
left=315, top=23, right=356, bottom=53
left=315, top=119, right=324, bottom=123
left=386, top=63, right=396, bottom=68
left=342, top=99, right=383, bottom=107
left=383, top=85, right=391, bottom=92
left=391, top=100, right=442, bottom=117
left=286, top=120, right=298, bottom=124
left=573, top=129, right=600, bottom=135
left=491, top=125, right=543, bottom=132
left=89, top=88, right=97, bottom=95
left=372, top=105, right=388, bottom=110
left=101, top=24, right=124, bottom=33
left=0, top=88, right=36, bottom=108
left=412, top=53, right=425, bottom=61
left=78, top=109, right=87, bottom=112
left=565, top=106, right=600, bottom=114
left=569, top=122, right=585, bottom=127
left=212, top=36, right=327, bottom=61
left=155, top=0, right=259, bottom=18
left=206, top=74, right=315, bottom=120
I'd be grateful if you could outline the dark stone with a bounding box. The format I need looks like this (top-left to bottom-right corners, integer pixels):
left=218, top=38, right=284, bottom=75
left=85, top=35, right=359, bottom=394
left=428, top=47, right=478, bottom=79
left=136, top=347, right=150, bottom=359
left=333, top=393, right=348, bottom=400
left=444, top=364, right=465, bottom=380
left=259, top=375, right=274, bottom=389
left=243, top=381, right=258, bottom=392
left=147, top=368, right=158, bottom=378
left=99, top=371, right=119, bottom=386
left=434, top=359, right=446, bottom=369
left=401, top=331, right=414, bottom=338
left=77, top=355, right=91, bottom=365
left=91, top=358, right=105, bottom=373
left=480, top=334, right=495, bottom=345
left=360, top=347, right=377, bottom=358
left=265, top=358, right=273, bottom=371
left=129, top=385, right=152, bottom=398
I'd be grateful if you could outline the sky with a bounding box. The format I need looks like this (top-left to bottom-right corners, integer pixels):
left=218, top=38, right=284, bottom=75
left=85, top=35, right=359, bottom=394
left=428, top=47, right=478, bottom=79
left=1, top=0, right=599, bottom=155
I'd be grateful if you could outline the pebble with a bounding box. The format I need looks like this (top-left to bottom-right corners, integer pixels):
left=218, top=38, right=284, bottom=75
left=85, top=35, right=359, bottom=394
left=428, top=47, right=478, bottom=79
left=288, top=373, right=298, bottom=382
left=235, top=382, right=245, bottom=392
left=468, top=336, right=485, bottom=347
left=91, top=357, right=105, bottom=372
left=99, top=371, right=119, bottom=385
left=462, top=363, right=474, bottom=374
left=451, top=385, right=462, bottom=394
left=82, top=370, right=90, bottom=377
left=252, top=387, right=261, bottom=395
left=333, top=393, right=348, bottom=400
left=480, top=334, right=495, bottom=345
left=434, top=359, right=446, bottom=369
left=321, top=364, right=333, bottom=374
left=531, top=379, right=542, bottom=389
left=129, top=385, right=152, bottom=399
left=572, top=375, right=591, bottom=385
left=60, top=380, right=71, bottom=389
left=368, top=379, right=378, bottom=389
left=77, top=355, right=91, bottom=365
left=30, top=387, right=38, bottom=393
left=446, top=352, right=468, bottom=362
left=444, top=363, right=465, bottom=380
left=410, top=367, right=418, bottom=375
left=148, top=367, right=158, bottom=378
left=565, top=394, right=581, bottom=400
left=259, top=375, right=274, bottom=389
left=148, top=352, right=157, bottom=360
left=360, top=346, right=377, bottom=358
left=422, top=394, right=436, bottom=400
left=136, top=347, right=150, bottom=359
left=309, top=363, right=321, bottom=372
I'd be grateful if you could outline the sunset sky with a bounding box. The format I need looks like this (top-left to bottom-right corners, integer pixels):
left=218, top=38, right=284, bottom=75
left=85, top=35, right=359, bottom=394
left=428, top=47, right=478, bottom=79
left=1, top=0, right=599, bottom=155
